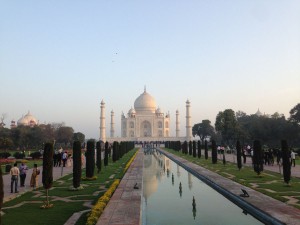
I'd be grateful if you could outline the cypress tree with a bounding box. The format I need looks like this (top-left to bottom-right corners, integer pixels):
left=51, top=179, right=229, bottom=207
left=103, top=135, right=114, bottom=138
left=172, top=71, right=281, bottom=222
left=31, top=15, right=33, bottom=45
left=205, top=140, right=208, bottom=160
left=96, top=141, right=102, bottom=173
left=112, top=141, right=118, bottom=162
left=197, top=140, right=201, bottom=158
left=86, top=140, right=95, bottom=178
left=211, top=140, right=217, bottom=164
left=192, top=141, right=197, bottom=158
left=189, top=141, right=193, bottom=155
left=253, top=140, right=263, bottom=176
left=104, top=141, right=109, bottom=167
left=73, top=141, right=81, bottom=188
left=236, top=140, right=242, bottom=170
left=281, top=140, right=291, bottom=185
left=183, top=141, right=188, bottom=154
left=0, top=164, right=3, bottom=222
left=42, top=142, right=54, bottom=208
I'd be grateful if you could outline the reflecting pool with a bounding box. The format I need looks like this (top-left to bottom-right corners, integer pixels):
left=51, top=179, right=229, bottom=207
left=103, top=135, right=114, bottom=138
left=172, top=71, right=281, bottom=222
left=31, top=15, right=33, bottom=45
left=142, top=150, right=263, bottom=225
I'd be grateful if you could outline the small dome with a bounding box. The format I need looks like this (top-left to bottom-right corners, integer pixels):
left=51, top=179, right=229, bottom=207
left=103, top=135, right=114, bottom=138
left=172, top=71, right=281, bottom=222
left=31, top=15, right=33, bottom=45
left=255, top=108, right=263, bottom=116
left=17, top=111, right=38, bottom=126
left=156, top=107, right=162, bottom=114
left=128, top=107, right=136, bottom=115
left=134, top=89, right=156, bottom=113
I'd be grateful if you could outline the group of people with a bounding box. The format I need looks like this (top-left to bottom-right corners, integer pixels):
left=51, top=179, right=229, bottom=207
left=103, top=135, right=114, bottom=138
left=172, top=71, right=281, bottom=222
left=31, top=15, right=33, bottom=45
left=242, top=146, right=297, bottom=167
left=53, top=150, right=69, bottom=167
left=10, top=162, right=40, bottom=193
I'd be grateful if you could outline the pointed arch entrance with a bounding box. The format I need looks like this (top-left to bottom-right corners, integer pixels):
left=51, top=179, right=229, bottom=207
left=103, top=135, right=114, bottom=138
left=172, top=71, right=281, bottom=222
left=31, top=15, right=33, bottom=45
left=140, top=120, right=152, bottom=137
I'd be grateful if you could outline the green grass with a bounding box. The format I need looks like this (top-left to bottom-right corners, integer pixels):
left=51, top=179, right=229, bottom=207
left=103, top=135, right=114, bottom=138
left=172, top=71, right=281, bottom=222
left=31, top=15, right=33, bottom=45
left=2, top=148, right=138, bottom=225
left=164, top=148, right=300, bottom=210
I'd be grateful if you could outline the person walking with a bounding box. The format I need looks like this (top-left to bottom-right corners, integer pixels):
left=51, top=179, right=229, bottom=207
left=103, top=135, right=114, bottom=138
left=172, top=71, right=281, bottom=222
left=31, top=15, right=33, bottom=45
left=19, top=162, right=28, bottom=187
left=10, top=163, right=20, bottom=193
left=30, top=164, right=40, bottom=189
left=291, top=150, right=296, bottom=167
left=62, top=151, right=68, bottom=167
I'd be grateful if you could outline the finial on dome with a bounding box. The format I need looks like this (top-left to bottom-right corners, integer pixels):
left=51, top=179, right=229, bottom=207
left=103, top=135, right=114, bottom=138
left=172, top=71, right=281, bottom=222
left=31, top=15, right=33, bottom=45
left=144, top=85, right=146, bottom=93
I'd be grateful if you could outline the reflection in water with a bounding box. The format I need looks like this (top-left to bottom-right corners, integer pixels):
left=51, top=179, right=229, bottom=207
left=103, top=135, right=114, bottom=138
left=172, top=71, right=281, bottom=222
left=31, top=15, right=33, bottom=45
left=142, top=150, right=264, bottom=225
left=192, top=196, right=196, bottom=219
left=188, top=172, right=193, bottom=190
left=177, top=164, right=180, bottom=177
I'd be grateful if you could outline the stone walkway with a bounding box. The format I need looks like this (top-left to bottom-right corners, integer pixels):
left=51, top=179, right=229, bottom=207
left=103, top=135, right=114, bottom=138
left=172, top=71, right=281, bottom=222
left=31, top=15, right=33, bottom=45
left=3, top=162, right=73, bottom=203
left=97, top=150, right=143, bottom=225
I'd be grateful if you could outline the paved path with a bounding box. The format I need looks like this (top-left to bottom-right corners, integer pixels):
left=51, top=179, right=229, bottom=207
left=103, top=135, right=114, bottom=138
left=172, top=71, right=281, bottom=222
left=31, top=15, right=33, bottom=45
left=97, top=149, right=143, bottom=225
left=221, top=152, right=300, bottom=178
left=3, top=162, right=73, bottom=203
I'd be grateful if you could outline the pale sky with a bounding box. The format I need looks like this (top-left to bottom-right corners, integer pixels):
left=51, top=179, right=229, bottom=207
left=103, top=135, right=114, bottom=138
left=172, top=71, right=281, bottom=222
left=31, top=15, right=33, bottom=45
left=1, top=1, right=299, bottom=139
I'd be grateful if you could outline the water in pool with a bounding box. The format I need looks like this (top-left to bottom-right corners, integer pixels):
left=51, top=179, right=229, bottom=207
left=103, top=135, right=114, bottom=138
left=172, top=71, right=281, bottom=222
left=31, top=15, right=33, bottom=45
left=142, top=150, right=263, bottom=225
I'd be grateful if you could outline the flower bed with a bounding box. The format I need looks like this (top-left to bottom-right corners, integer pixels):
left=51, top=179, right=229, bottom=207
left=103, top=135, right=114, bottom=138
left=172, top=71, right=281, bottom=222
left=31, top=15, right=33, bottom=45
left=123, top=150, right=138, bottom=173
left=0, top=158, right=16, bottom=165
left=86, top=179, right=120, bottom=225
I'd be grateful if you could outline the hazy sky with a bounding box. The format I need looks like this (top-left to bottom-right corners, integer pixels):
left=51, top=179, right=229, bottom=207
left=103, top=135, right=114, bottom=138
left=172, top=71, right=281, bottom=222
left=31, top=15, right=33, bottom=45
left=1, top=1, right=299, bottom=139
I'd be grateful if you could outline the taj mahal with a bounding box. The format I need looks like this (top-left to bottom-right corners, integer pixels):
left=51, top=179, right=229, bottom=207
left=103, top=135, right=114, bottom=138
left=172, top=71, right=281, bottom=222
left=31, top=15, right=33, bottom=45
left=99, top=87, right=193, bottom=142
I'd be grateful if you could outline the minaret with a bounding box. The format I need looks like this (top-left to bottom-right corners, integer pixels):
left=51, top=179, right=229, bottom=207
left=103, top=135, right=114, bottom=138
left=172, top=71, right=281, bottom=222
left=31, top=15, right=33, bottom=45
left=110, top=110, right=115, bottom=138
left=176, top=110, right=180, bottom=137
left=100, top=100, right=106, bottom=142
left=186, top=99, right=192, bottom=141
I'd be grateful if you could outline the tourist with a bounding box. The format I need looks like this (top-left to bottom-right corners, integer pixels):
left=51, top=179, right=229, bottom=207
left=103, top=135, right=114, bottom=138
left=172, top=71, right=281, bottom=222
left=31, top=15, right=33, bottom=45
left=19, top=162, right=28, bottom=187
left=30, top=164, right=40, bottom=189
left=290, top=150, right=296, bottom=167
left=62, top=151, right=68, bottom=167
left=10, top=163, right=20, bottom=193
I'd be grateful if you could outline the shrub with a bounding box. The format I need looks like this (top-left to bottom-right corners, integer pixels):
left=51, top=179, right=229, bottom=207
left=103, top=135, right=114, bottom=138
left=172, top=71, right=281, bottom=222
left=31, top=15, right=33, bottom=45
left=42, top=142, right=54, bottom=189
left=73, top=141, right=81, bottom=188
left=211, top=140, right=217, bottom=164
left=86, top=140, right=95, bottom=178
left=30, top=151, right=42, bottom=159
left=0, top=152, right=11, bottom=159
left=13, top=152, right=25, bottom=159
left=96, top=141, right=102, bottom=173
left=281, top=140, right=291, bottom=185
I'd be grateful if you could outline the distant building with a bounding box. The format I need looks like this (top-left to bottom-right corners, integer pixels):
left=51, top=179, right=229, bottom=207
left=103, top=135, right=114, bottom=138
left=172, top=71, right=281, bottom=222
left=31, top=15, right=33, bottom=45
left=100, top=87, right=193, bottom=142
left=255, top=108, right=263, bottom=117
left=13, top=111, right=39, bottom=127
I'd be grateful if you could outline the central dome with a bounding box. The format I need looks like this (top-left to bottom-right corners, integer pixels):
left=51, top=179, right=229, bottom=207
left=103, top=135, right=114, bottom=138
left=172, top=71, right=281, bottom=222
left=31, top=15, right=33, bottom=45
left=134, top=89, right=156, bottom=113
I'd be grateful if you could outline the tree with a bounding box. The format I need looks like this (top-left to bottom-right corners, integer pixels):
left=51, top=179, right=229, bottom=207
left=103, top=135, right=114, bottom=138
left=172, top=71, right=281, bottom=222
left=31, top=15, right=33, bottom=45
left=189, top=141, right=192, bottom=155
left=104, top=142, right=109, bottom=167
left=204, top=140, right=208, bottom=160
left=197, top=140, right=201, bottom=158
left=253, top=140, right=263, bottom=176
left=192, top=141, right=196, bottom=158
left=215, top=109, right=237, bottom=145
left=0, top=166, right=3, bottom=223
left=211, top=140, right=217, bottom=164
left=281, top=140, right=291, bottom=185
left=96, top=141, right=102, bottom=173
left=73, top=132, right=85, bottom=143
left=42, top=142, right=54, bottom=208
left=289, top=103, right=300, bottom=124
left=55, top=126, right=74, bottom=147
left=236, top=140, right=242, bottom=170
left=86, top=140, right=95, bottom=178
left=72, top=141, right=82, bottom=188
left=192, top=120, right=215, bottom=142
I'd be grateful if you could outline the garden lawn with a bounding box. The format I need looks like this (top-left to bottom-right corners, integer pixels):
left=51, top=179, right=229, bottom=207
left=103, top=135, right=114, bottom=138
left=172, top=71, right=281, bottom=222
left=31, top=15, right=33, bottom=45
left=2, top=148, right=138, bottom=225
left=164, top=148, right=300, bottom=210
